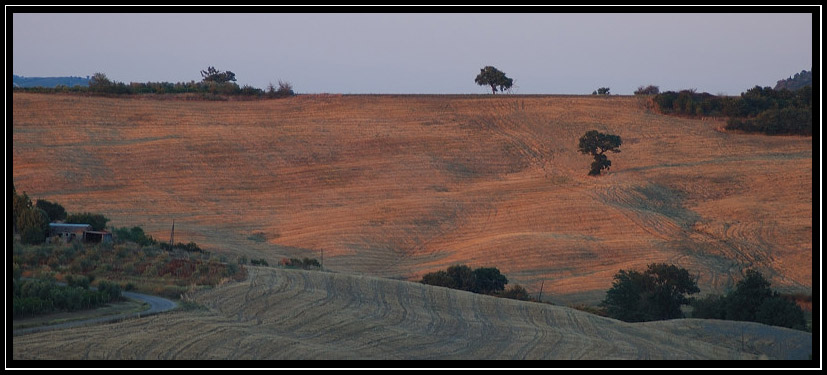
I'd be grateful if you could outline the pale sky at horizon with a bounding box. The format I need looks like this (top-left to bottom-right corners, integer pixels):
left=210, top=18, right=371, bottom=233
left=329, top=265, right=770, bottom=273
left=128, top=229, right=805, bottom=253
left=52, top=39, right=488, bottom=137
left=11, top=10, right=817, bottom=95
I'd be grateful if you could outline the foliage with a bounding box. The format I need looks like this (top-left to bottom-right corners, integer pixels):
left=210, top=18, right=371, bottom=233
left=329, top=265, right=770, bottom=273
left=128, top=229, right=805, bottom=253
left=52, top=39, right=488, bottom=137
left=471, top=267, right=508, bottom=294
left=474, top=66, right=514, bottom=94
left=690, top=269, right=807, bottom=330
left=592, top=87, right=610, bottom=95
left=577, top=130, right=622, bottom=176
left=774, top=69, right=812, bottom=91
left=36, top=199, right=67, bottom=222
left=280, top=257, right=321, bottom=269
left=113, top=226, right=158, bottom=247
left=421, top=264, right=509, bottom=296
left=159, top=241, right=202, bottom=253
left=200, top=66, right=237, bottom=83
left=13, top=234, right=247, bottom=303
left=250, top=258, right=269, bottom=266
left=634, top=85, right=660, bottom=95
left=13, top=186, right=50, bottom=244
left=497, top=284, right=533, bottom=301
left=13, top=277, right=122, bottom=318
left=651, top=82, right=812, bottom=136
left=267, top=80, right=295, bottom=98
left=14, top=69, right=278, bottom=99
left=601, top=263, right=699, bottom=322
left=88, top=72, right=112, bottom=91
left=66, top=212, right=109, bottom=231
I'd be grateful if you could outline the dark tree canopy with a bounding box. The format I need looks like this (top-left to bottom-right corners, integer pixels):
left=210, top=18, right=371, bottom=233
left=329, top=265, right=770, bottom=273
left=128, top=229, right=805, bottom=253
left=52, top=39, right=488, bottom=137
left=201, top=66, right=237, bottom=83
left=690, top=269, right=806, bottom=330
left=602, top=263, right=699, bottom=322
left=421, top=264, right=509, bottom=296
left=578, top=130, right=622, bottom=176
left=36, top=199, right=67, bottom=222
left=474, top=66, right=514, bottom=94
left=66, top=212, right=109, bottom=232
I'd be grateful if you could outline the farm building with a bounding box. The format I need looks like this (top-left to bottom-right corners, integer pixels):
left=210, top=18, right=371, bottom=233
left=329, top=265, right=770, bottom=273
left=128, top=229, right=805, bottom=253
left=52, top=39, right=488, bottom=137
left=83, top=230, right=113, bottom=243
left=49, top=223, right=91, bottom=242
left=49, top=223, right=112, bottom=243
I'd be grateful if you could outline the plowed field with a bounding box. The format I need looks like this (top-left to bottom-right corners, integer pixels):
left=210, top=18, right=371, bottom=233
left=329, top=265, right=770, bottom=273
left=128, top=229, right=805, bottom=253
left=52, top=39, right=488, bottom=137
left=11, top=93, right=813, bottom=305
left=11, top=266, right=812, bottom=360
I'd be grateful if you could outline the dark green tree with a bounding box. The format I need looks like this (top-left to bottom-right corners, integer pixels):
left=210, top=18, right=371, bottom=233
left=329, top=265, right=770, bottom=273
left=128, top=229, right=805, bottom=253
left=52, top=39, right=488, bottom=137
left=602, top=263, right=699, bottom=322
left=634, top=85, right=660, bottom=95
left=66, top=212, right=109, bottom=231
left=446, top=264, right=476, bottom=291
left=421, top=270, right=454, bottom=288
left=755, top=295, right=806, bottom=330
left=200, top=66, right=236, bottom=83
left=36, top=199, right=67, bottom=222
left=475, top=66, right=514, bottom=94
left=471, top=267, right=508, bottom=294
left=18, top=208, right=50, bottom=245
left=578, top=130, right=622, bottom=176
left=12, top=185, right=33, bottom=233
left=88, top=72, right=112, bottom=91
left=690, top=269, right=807, bottom=330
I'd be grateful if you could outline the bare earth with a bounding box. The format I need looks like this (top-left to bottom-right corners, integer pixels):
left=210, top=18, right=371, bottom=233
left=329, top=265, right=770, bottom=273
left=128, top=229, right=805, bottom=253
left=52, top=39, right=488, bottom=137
left=11, top=93, right=813, bottom=360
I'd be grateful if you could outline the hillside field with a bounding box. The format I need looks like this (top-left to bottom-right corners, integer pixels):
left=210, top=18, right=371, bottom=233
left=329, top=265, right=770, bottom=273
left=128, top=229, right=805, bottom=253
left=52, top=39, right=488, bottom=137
left=11, top=266, right=813, bottom=360
left=11, top=93, right=813, bottom=306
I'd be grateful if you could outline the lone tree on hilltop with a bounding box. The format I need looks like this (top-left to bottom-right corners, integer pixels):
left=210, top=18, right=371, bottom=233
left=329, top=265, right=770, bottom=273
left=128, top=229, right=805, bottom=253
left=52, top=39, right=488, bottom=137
left=475, top=66, right=514, bottom=94
left=578, top=130, right=622, bottom=176
left=201, top=66, right=236, bottom=83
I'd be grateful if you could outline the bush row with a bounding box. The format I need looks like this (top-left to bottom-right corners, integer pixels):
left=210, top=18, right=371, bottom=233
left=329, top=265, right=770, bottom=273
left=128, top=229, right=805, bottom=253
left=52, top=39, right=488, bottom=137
left=420, top=264, right=532, bottom=301
left=13, top=277, right=122, bottom=318
left=651, top=85, right=812, bottom=136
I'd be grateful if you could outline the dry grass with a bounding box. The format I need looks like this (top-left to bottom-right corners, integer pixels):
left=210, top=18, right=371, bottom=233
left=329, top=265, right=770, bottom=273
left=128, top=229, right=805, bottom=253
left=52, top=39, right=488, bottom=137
left=12, top=266, right=811, bottom=360
left=12, top=93, right=812, bottom=307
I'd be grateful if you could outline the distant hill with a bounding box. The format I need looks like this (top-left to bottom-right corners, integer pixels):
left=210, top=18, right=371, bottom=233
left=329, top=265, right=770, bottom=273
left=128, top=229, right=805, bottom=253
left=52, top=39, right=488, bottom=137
left=13, top=74, right=90, bottom=88
left=774, top=69, right=812, bottom=91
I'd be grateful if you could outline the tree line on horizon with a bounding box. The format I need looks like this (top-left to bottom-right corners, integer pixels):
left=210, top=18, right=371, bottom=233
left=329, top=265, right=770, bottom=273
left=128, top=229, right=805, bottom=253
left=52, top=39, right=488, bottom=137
left=646, top=72, right=812, bottom=136
left=12, top=66, right=295, bottom=99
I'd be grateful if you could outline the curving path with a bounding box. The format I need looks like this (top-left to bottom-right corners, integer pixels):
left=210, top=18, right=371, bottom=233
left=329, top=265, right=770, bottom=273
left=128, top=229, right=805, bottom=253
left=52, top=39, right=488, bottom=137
left=12, top=291, right=178, bottom=336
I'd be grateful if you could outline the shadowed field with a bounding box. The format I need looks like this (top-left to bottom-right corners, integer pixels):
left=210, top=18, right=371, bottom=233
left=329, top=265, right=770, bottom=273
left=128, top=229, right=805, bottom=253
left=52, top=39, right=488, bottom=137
left=12, top=93, right=812, bottom=305
left=11, top=266, right=812, bottom=360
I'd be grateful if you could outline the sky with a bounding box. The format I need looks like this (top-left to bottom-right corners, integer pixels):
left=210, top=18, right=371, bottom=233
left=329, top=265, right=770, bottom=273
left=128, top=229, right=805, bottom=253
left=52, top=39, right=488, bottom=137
left=11, top=10, right=817, bottom=95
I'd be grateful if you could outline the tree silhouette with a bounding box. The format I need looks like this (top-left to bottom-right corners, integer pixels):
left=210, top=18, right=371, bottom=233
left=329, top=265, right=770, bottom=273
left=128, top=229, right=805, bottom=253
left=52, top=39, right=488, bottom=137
left=578, top=130, right=622, bottom=176
left=200, top=66, right=236, bottom=83
left=475, top=66, right=513, bottom=94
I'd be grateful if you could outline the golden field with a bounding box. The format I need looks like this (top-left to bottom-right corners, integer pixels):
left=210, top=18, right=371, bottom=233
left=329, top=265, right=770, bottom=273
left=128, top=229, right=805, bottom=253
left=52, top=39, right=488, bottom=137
left=11, top=92, right=812, bottom=305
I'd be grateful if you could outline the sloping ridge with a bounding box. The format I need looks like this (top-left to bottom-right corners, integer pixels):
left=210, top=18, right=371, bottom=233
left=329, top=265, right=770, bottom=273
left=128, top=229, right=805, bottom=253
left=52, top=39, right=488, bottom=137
left=12, top=267, right=812, bottom=360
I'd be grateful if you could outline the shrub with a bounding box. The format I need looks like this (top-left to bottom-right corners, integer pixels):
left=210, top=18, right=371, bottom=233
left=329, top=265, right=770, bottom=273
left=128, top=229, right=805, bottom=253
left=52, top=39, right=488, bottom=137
left=267, top=80, right=295, bottom=98
left=634, top=85, right=660, bottom=95
left=498, top=284, right=532, bottom=301
left=421, top=270, right=455, bottom=289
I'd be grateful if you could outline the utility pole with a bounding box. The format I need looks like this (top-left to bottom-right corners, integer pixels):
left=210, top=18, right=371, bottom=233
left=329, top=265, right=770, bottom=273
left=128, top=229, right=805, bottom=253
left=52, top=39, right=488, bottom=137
left=170, top=219, right=175, bottom=246
left=538, top=280, right=545, bottom=302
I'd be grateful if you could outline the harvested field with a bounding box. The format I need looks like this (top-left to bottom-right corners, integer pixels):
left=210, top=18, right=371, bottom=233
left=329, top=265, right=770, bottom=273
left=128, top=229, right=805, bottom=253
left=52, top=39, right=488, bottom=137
left=11, top=93, right=813, bottom=305
left=12, top=266, right=812, bottom=360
